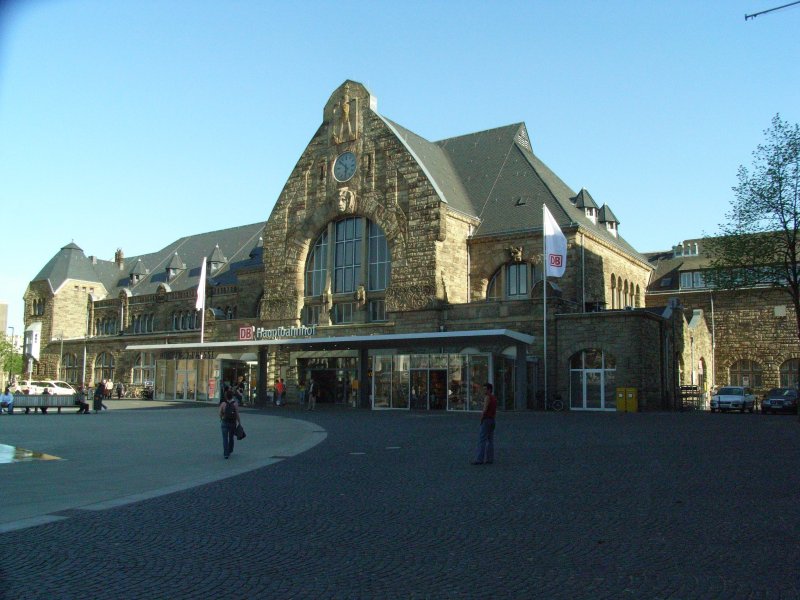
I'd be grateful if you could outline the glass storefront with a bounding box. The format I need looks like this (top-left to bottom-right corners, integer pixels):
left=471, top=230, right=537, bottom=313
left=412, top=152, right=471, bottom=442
left=370, top=353, right=492, bottom=411
left=153, top=356, right=253, bottom=403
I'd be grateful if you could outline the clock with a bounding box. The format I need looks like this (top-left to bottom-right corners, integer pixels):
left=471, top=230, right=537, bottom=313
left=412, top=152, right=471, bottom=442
left=333, top=151, right=357, bottom=182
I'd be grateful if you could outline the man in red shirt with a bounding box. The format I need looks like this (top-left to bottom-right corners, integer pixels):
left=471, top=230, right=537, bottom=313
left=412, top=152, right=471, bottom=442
left=472, top=383, right=497, bottom=465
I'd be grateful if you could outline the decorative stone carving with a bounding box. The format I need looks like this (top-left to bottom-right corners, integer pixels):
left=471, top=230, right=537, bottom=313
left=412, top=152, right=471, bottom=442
left=509, top=246, right=524, bottom=262
left=385, top=284, right=437, bottom=312
left=337, top=188, right=356, bottom=213
left=354, top=284, right=366, bottom=308
left=332, top=84, right=358, bottom=144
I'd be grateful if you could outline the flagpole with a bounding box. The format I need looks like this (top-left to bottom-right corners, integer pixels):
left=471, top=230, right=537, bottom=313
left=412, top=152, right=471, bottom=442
left=542, top=205, right=548, bottom=410
left=197, top=257, right=207, bottom=345
left=541, top=205, right=566, bottom=411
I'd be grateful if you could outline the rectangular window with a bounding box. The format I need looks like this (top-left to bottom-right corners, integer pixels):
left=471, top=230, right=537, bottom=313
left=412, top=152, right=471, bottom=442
left=680, top=272, right=693, bottom=289
left=333, top=302, right=353, bottom=324
left=368, top=221, right=390, bottom=291
left=369, top=299, right=386, bottom=322
left=693, top=271, right=705, bottom=288
left=506, top=263, right=529, bottom=298
left=334, top=218, right=362, bottom=294
left=302, top=305, right=320, bottom=326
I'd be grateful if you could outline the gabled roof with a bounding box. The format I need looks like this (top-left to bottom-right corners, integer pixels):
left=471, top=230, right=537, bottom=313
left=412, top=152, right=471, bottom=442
left=379, top=117, right=475, bottom=216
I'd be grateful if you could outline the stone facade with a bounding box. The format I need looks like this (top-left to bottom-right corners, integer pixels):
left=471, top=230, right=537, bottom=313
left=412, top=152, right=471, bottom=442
left=22, top=81, right=717, bottom=411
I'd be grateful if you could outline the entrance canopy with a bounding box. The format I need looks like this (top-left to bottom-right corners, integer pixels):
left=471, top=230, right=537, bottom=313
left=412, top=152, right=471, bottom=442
left=125, top=328, right=535, bottom=353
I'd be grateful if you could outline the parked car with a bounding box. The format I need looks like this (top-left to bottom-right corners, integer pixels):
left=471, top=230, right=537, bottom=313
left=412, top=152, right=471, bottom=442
left=15, top=380, right=42, bottom=394
left=710, top=386, right=756, bottom=413
left=761, top=388, right=799, bottom=414
left=40, top=380, right=77, bottom=395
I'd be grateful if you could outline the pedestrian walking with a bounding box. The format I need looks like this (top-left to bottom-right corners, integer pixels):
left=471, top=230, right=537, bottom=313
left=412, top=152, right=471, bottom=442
left=307, top=378, right=316, bottom=411
left=104, top=379, right=113, bottom=400
left=219, top=388, right=240, bottom=459
left=116, top=382, right=125, bottom=399
left=471, top=383, right=497, bottom=465
left=93, top=381, right=105, bottom=412
left=275, top=378, right=286, bottom=406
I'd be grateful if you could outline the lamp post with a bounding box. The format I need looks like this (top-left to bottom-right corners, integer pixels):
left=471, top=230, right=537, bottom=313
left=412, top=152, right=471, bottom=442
left=59, top=333, right=64, bottom=381
left=5, top=326, right=14, bottom=387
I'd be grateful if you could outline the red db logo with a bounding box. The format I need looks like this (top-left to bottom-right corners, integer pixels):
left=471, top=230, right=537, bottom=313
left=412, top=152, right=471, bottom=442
left=239, top=326, right=254, bottom=341
left=549, top=254, right=563, bottom=267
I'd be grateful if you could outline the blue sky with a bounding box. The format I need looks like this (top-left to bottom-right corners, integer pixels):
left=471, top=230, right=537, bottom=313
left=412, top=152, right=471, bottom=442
left=1, top=0, right=798, bottom=335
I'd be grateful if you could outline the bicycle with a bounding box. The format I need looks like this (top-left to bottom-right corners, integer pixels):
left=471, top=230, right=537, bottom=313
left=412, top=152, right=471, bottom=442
left=547, top=395, right=565, bottom=411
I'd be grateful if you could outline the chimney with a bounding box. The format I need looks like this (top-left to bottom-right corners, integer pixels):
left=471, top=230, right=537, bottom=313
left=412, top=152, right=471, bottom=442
left=115, top=248, right=125, bottom=269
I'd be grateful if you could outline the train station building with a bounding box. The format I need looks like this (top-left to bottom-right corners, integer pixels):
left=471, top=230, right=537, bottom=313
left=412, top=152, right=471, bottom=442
left=23, top=80, right=733, bottom=411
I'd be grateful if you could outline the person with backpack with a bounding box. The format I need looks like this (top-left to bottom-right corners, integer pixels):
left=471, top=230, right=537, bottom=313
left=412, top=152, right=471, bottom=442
left=218, top=388, right=240, bottom=459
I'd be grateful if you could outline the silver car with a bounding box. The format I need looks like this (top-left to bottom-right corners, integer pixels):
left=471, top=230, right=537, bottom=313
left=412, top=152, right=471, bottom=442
left=710, top=386, right=756, bottom=413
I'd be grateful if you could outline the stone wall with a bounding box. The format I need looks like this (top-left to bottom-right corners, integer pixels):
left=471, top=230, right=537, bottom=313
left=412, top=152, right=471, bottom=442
left=653, top=287, right=799, bottom=392
left=556, top=310, right=669, bottom=410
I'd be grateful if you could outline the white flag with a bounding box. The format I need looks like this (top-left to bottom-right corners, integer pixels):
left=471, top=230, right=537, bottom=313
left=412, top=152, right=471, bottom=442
left=195, top=257, right=207, bottom=311
left=543, top=205, right=567, bottom=278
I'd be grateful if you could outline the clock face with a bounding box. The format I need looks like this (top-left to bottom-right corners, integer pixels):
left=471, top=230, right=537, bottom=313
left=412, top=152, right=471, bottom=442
left=333, top=151, right=357, bottom=182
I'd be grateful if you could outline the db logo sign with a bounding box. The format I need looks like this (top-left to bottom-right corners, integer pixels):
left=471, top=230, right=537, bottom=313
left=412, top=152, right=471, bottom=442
left=239, top=326, right=255, bottom=341
left=549, top=254, right=563, bottom=267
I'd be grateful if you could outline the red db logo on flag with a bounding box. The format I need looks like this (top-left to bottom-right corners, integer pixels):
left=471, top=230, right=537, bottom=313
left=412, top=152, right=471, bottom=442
left=549, top=254, right=563, bottom=268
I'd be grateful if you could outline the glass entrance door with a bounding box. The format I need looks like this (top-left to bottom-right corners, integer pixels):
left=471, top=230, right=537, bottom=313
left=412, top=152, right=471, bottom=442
left=410, top=370, right=429, bottom=409
left=175, top=360, right=196, bottom=401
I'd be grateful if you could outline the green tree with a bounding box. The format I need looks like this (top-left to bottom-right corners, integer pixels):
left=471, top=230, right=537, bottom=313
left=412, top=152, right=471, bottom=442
left=0, top=336, right=23, bottom=382
left=705, top=114, right=800, bottom=340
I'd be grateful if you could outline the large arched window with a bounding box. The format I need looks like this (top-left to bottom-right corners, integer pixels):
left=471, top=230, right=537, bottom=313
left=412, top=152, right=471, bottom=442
left=729, top=359, right=763, bottom=389
left=94, top=352, right=115, bottom=384
left=303, top=217, right=391, bottom=325
left=569, top=349, right=617, bottom=410
left=486, top=262, right=540, bottom=301
left=133, top=352, right=155, bottom=384
left=780, top=359, right=799, bottom=388
left=61, top=353, right=81, bottom=385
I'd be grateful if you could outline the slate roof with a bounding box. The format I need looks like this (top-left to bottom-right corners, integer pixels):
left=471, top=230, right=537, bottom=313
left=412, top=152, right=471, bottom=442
left=645, top=239, right=711, bottom=291
left=34, top=223, right=264, bottom=298
left=598, top=204, right=619, bottom=224
left=413, top=121, right=649, bottom=264
left=572, top=188, right=598, bottom=209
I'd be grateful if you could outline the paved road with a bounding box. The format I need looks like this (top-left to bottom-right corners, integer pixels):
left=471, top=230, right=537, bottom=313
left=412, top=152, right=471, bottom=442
left=1, top=405, right=799, bottom=599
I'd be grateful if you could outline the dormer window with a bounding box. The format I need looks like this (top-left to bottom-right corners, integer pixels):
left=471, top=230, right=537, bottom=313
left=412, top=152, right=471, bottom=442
left=605, top=221, right=617, bottom=237
left=166, top=252, right=185, bottom=280
left=585, top=207, right=597, bottom=223
left=208, top=244, right=227, bottom=274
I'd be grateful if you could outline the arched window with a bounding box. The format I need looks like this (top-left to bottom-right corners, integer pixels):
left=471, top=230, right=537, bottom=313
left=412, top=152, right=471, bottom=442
left=94, top=352, right=115, bottom=384
left=729, top=359, right=763, bottom=389
left=780, top=359, right=799, bottom=388
left=569, top=349, right=617, bottom=410
left=61, top=353, right=81, bottom=384
left=133, top=352, right=155, bottom=384
left=486, top=263, right=540, bottom=301
left=610, top=274, right=617, bottom=309
left=635, top=284, right=641, bottom=307
left=172, top=313, right=179, bottom=331
left=303, top=217, right=391, bottom=325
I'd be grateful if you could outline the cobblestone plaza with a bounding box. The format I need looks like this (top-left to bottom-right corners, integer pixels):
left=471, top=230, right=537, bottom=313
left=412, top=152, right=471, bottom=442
left=2, top=404, right=798, bottom=598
